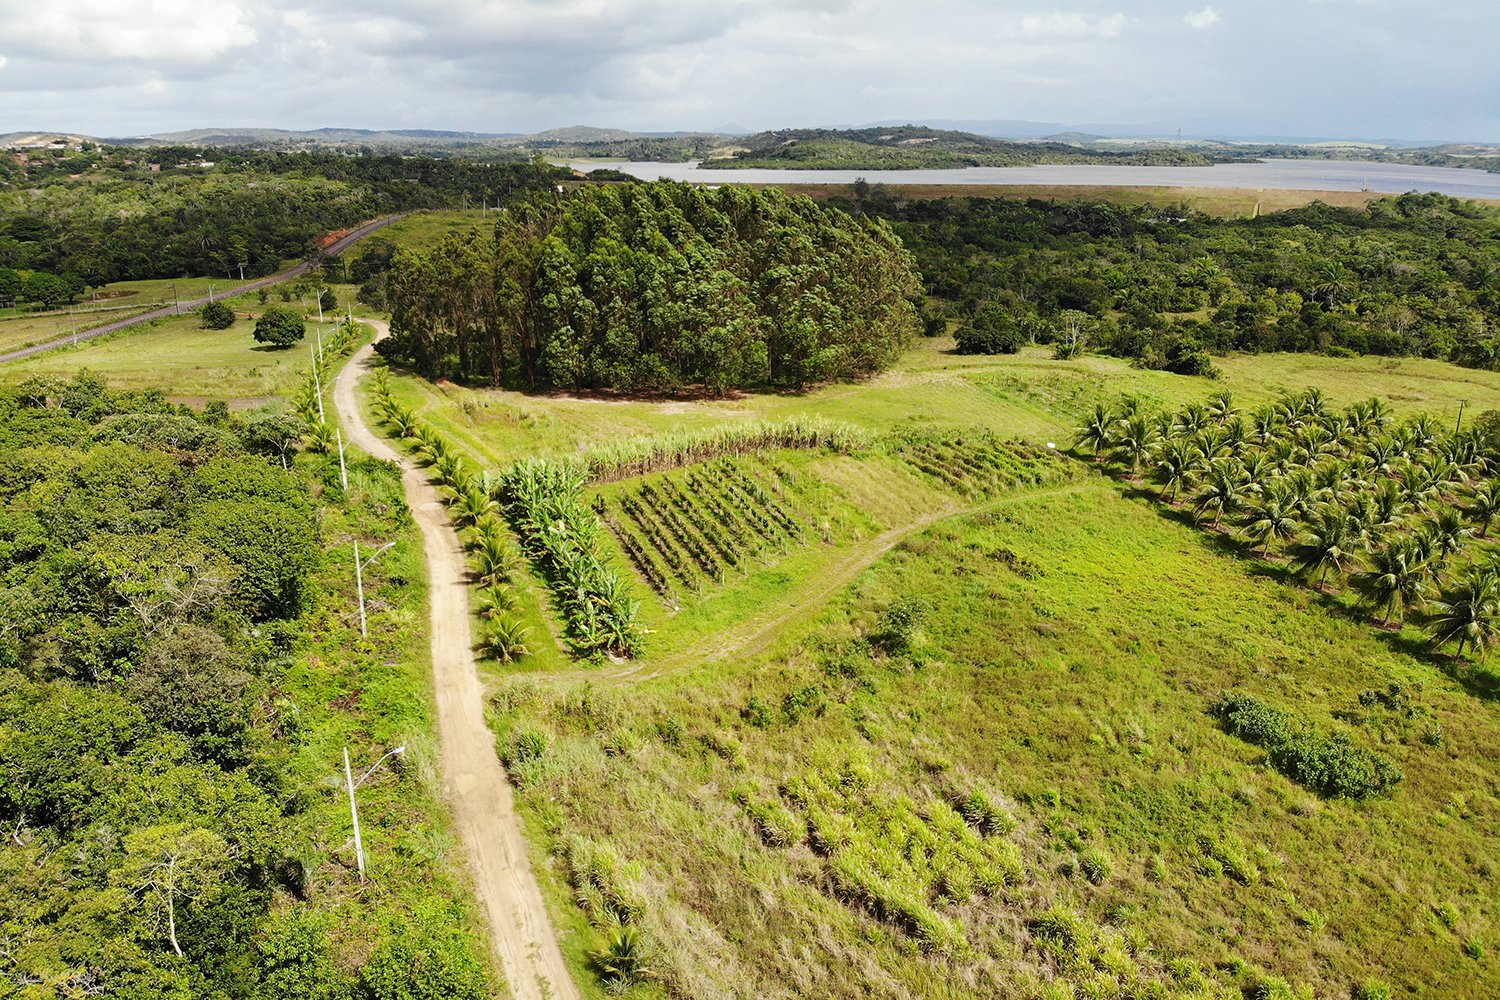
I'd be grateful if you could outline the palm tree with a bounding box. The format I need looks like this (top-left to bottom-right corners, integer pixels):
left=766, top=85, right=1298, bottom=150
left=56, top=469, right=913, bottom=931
left=1464, top=481, right=1500, bottom=537
left=445, top=478, right=498, bottom=527
left=1206, top=390, right=1238, bottom=425
left=1428, top=568, right=1500, bottom=662
left=1422, top=509, right=1474, bottom=576
left=472, top=534, right=523, bottom=588
left=1154, top=438, right=1205, bottom=503
left=1249, top=405, right=1281, bottom=445
left=1351, top=542, right=1430, bottom=627
left=477, top=617, right=532, bottom=663
left=1073, top=403, right=1118, bottom=458
left=1312, top=261, right=1354, bottom=308
left=1241, top=493, right=1300, bottom=559
left=1175, top=402, right=1213, bottom=437
left=475, top=584, right=519, bottom=620
left=1291, top=506, right=1364, bottom=590
left=1193, top=461, right=1245, bottom=529
left=1371, top=479, right=1408, bottom=530
left=1112, top=414, right=1160, bottom=476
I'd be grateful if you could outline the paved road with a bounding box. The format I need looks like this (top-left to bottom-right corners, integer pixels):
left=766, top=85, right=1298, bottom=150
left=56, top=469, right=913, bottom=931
left=334, top=322, right=581, bottom=1000
left=0, top=214, right=407, bottom=365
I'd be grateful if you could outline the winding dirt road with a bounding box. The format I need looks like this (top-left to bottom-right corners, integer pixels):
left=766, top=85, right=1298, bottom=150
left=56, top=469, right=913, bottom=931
left=334, top=322, right=579, bottom=1000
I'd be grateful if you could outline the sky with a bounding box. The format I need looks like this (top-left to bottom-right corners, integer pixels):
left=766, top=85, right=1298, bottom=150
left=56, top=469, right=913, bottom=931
left=0, top=0, right=1496, bottom=143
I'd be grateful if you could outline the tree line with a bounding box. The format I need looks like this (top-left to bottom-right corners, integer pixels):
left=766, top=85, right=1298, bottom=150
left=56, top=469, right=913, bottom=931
left=836, top=189, right=1500, bottom=372
left=376, top=181, right=923, bottom=391
left=0, top=149, right=572, bottom=287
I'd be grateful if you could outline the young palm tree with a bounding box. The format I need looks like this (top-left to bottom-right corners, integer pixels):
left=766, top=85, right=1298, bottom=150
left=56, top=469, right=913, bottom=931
left=1072, top=403, right=1118, bottom=458
left=1463, top=481, right=1500, bottom=538
left=1371, top=478, right=1409, bottom=530
left=1193, top=461, right=1245, bottom=529
left=1154, top=438, right=1205, bottom=503
left=445, top=478, right=498, bottom=527
left=1175, top=402, right=1213, bottom=437
left=1249, top=404, right=1281, bottom=445
left=1291, top=506, right=1364, bottom=590
left=1241, top=493, right=1299, bottom=559
left=1351, top=541, right=1430, bottom=627
left=1205, top=390, right=1238, bottom=425
left=472, top=534, right=524, bottom=588
left=477, top=617, right=532, bottom=663
left=1428, top=568, right=1500, bottom=662
left=1422, top=509, right=1474, bottom=576
left=475, top=584, right=519, bottom=620
left=1112, top=415, right=1161, bottom=476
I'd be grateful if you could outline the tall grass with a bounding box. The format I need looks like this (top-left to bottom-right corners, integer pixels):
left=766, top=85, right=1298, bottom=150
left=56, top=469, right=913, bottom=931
left=583, top=417, right=871, bottom=483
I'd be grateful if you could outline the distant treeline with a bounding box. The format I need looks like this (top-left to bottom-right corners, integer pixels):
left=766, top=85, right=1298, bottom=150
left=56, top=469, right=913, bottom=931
left=376, top=181, right=922, bottom=391
left=836, top=188, right=1500, bottom=371
left=0, top=148, right=572, bottom=286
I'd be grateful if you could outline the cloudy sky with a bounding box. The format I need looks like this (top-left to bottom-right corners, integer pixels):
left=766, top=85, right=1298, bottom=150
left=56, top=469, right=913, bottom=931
left=0, top=0, right=1495, bottom=142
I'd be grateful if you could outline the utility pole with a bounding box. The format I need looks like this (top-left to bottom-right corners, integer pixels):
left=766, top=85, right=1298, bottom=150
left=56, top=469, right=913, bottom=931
left=70, top=306, right=76, bottom=346
left=343, top=745, right=405, bottom=882
left=238, top=262, right=246, bottom=287
left=208, top=283, right=216, bottom=303
left=311, top=343, right=326, bottom=423
left=171, top=283, right=179, bottom=315
left=354, top=540, right=395, bottom=638
left=1456, top=399, right=1471, bottom=436
left=336, top=428, right=349, bottom=490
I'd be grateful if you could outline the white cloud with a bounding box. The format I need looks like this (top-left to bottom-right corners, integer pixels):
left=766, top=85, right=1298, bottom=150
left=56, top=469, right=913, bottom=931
left=1019, top=11, right=1125, bottom=38
left=1185, top=6, right=1221, bottom=29
left=1, top=0, right=256, bottom=63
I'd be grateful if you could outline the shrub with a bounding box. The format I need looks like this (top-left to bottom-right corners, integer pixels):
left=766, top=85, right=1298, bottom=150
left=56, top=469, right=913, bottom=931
left=253, top=305, right=306, bottom=348
left=1356, top=979, right=1393, bottom=1000
left=1211, top=691, right=1402, bottom=799
left=503, top=726, right=549, bottom=766
left=1078, top=847, right=1114, bottom=885
left=359, top=901, right=492, bottom=1000
left=954, top=309, right=1024, bottom=355
left=200, top=300, right=236, bottom=329
left=877, top=596, right=931, bottom=652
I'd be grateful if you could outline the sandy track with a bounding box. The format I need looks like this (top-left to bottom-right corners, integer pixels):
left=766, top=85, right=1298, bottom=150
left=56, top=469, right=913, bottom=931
left=334, top=323, right=579, bottom=1000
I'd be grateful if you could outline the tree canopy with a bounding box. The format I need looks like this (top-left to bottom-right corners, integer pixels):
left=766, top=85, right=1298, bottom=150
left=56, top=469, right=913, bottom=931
left=377, top=181, right=922, bottom=392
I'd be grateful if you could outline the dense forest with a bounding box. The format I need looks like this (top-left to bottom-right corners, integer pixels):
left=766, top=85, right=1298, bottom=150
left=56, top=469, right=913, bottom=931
left=377, top=181, right=923, bottom=391
left=0, top=147, right=571, bottom=290
left=833, top=188, right=1500, bottom=373
left=0, top=372, right=493, bottom=998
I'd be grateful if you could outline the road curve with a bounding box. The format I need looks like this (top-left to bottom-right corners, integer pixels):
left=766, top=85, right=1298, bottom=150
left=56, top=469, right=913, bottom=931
left=0, top=214, right=408, bottom=365
left=333, top=322, right=580, bottom=1000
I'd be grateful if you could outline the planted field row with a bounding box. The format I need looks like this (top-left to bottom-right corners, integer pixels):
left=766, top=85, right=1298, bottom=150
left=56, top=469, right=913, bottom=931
left=604, top=456, right=832, bottom=601
left=584, top=416, right=871, bottom=483
left=889, top=431, right=1077, bottom=498
left=499, top=460, right=647, bottom=658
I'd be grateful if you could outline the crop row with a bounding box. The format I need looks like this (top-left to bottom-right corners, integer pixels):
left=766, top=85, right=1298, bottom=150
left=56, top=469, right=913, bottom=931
left=604, top=457, right=824, bottom=599
left=890, top=431, right=1075, bottom=497
left=498, top=460, right=647, bottom=658
left=583, top=417, right=871, bottom=483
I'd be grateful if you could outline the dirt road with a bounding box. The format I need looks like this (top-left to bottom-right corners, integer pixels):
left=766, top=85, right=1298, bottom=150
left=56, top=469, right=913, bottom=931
left=0, top=214, right=407, bottom=365
left=334, top=322, right=579, bottom=1000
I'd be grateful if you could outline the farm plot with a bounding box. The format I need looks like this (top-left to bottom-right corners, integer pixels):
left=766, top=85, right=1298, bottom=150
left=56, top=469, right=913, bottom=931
left=601, top=456, right=857, bottom=604
left=888, top=430, right=1079, bottom=498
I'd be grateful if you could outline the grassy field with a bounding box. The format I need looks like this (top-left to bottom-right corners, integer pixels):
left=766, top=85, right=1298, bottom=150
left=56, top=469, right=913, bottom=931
left=363, top=337, right=1500, bottom=997
left=379, top=209, right=498, bottom=252
left=385, top=338, right=1500, bottom=469
left=485, top=475, right=1500, bottom=998
left=0, top=284, right=381, bottom=399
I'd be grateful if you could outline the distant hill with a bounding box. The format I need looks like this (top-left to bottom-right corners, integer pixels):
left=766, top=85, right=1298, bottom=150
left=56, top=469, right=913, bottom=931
left=698, top=125, right=1215, bottom=170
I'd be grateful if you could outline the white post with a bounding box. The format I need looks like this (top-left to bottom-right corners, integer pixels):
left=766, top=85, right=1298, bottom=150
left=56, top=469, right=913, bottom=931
left=337, top=428, right=349, bottom=490
left=71, top=307, right=76, bottom=346
left=354, top=540, right=367, bottom=638
left=344, top=747, right=365, bottom=881
left=312, top=349, right=326, bottom=423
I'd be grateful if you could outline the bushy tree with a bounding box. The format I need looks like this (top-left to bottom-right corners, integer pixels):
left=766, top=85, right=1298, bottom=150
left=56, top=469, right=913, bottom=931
left=201, top=300, right=236, bottom=329
left=252, top=305, right=305, bottom=348
left=954, top=305, right=1023, bottom=354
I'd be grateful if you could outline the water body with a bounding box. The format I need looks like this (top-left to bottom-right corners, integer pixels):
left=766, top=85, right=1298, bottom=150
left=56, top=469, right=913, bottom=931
left=573, top=158, right=1500, bottom=200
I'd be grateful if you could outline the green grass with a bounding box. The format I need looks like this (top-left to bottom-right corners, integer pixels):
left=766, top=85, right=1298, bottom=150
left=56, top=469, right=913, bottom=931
left=0, top=292, right=377, bottom=400
left=380, top=209, right=497, bottom=253
left=488, top=478, right=1500, bottom=997
left=367, top=340, right=1500, bottom=996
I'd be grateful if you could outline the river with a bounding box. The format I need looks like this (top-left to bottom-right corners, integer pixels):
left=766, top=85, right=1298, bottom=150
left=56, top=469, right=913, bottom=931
left=570, top=158, right=1500, bottom=199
